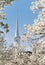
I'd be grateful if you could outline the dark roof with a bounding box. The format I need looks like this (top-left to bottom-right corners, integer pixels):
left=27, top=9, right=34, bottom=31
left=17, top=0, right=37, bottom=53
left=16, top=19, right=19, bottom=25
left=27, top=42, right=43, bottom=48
left=23, top=51, right=32, bottom=56
left=24, top=51, right=32, bottom=54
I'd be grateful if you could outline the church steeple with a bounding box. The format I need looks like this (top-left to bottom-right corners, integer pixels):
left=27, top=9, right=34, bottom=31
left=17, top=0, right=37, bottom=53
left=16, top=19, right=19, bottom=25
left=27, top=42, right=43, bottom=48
left=14, top=15, right=20, bottom=44
left=15, top=15, right=19, bottom=37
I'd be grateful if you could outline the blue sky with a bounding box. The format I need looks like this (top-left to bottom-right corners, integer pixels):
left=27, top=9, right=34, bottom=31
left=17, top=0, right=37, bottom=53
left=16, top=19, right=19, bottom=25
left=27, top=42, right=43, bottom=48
left=4, top=0, right=38, bottom=47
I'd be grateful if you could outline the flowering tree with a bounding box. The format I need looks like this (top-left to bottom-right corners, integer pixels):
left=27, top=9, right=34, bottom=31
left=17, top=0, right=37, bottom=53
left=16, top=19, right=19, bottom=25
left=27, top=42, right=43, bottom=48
left=22, top=0, right=45, bottom=65
left=0, top=0, right=15, bottom=34
left=22, top=0, right=45, bottom=44
left=0, top=0, right=15, bottom=65
left=4, top=43, right=32, bottom=65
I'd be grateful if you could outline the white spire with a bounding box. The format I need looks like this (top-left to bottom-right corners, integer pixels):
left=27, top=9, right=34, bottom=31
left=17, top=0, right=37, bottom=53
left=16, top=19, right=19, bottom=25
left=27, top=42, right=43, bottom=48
left=14, top=15, right=20, bottom=44
left=15, top=15, right=19, bottom=37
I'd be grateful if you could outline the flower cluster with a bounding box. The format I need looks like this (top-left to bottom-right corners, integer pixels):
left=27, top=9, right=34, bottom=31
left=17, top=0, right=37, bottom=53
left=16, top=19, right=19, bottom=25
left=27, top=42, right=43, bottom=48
left=30, top=0, right=45, bottom=13
left=22, top=0, right=45, bottom=43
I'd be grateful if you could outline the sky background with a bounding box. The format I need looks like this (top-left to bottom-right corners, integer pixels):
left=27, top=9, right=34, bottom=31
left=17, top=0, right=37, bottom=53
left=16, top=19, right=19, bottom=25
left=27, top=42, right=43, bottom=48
left=3, top=0, right=38, bottom=49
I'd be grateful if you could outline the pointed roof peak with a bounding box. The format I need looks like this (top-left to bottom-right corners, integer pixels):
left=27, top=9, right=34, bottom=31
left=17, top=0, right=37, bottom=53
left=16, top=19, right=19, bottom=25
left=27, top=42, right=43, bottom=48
left=15, top=15, right=19, bottom=37
left=14, top=15, right=20, bottom=44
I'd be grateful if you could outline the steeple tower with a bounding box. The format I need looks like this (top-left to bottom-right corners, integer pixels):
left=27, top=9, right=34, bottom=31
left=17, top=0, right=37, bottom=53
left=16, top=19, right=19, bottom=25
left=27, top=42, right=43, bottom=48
left=14, top=15, right=20, bottom=44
